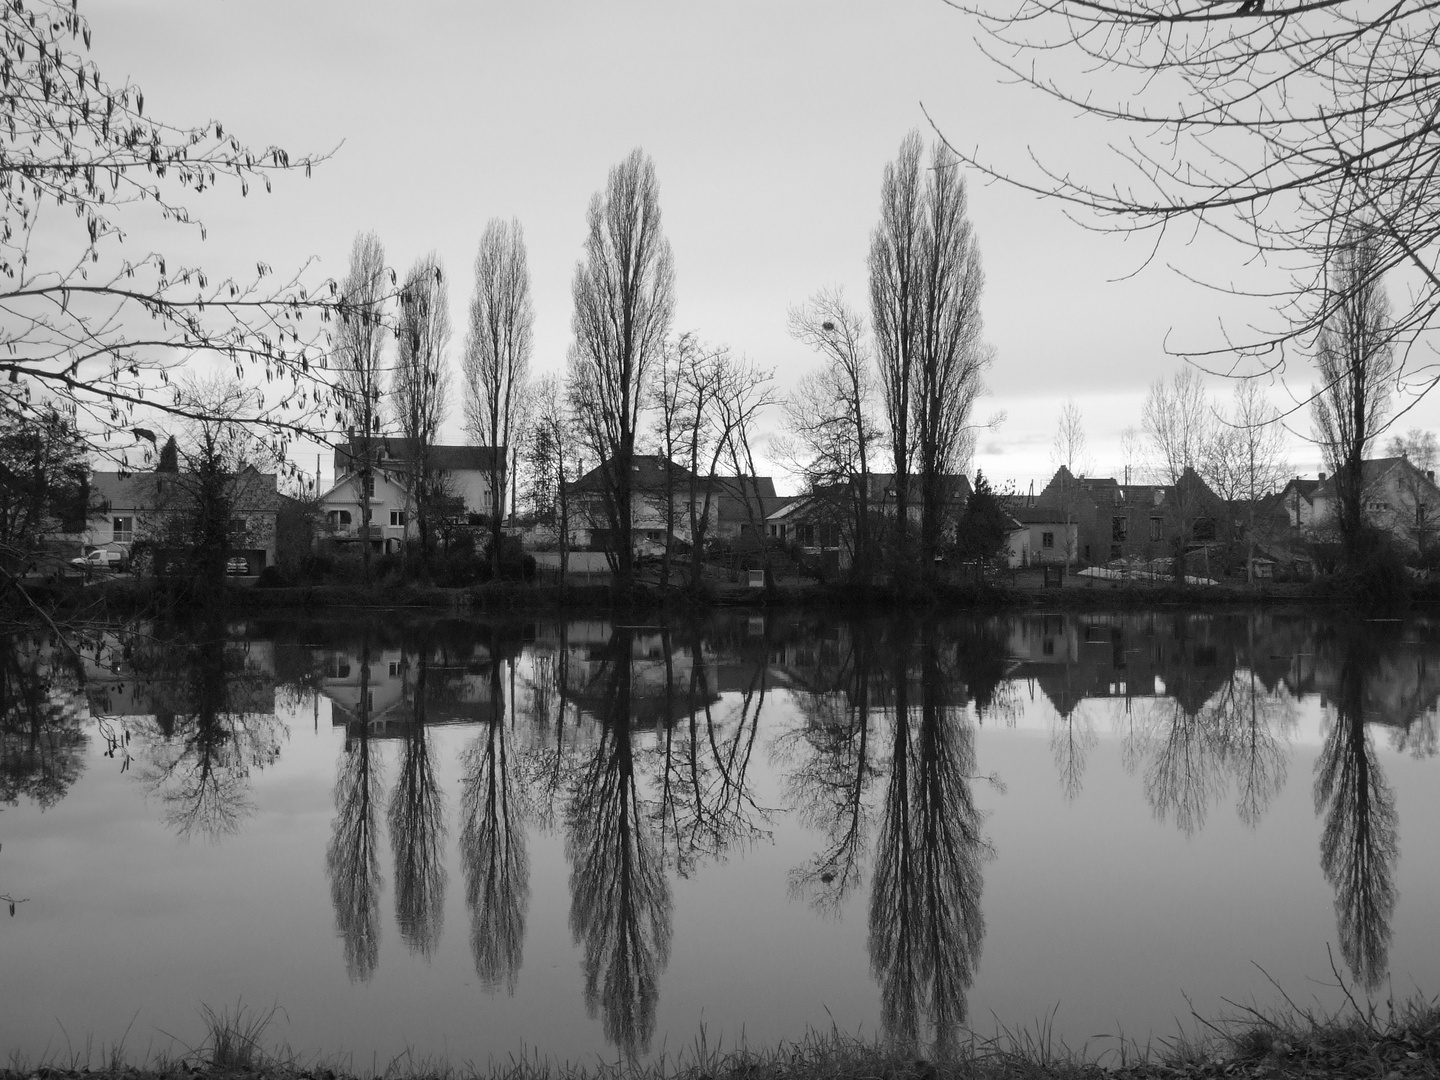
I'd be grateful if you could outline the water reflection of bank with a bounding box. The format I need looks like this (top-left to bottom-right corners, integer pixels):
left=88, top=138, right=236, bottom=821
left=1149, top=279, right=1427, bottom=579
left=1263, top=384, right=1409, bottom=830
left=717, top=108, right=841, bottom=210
left=3, top=610, right=1432, bottom=1058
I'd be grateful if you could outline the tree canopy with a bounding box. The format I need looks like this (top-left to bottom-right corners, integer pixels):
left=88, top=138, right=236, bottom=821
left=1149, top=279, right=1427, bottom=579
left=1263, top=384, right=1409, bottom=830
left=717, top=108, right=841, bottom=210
left=1, top=0, right=358, bottom=476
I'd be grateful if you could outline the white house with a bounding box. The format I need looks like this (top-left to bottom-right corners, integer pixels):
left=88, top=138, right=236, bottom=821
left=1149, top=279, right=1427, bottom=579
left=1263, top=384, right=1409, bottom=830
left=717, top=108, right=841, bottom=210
left=321, top=437, right=507, bottom=552
left=1289, top=457, right=1440, bottom=553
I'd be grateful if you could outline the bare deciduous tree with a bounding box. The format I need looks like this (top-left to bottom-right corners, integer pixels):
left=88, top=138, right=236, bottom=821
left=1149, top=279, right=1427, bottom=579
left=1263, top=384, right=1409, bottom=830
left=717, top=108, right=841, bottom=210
left=948, top=2, right=1440, bottom=412
left=1312, top=228, right=1396, bottom=566
left=463, top=218, right=534, bottom=578
left=1119, top=425, right=1142, bottom=487
left=1050, top=398, right=1091, bottom=575
left=784, top=289, right=881, bottom=580
left=569, top=149, right=675, bottom=594
left=870, top=131, right=991, bottom=581
left=647, top=335, right=692, bottom=592
left=716, top=357, right=779, bottom=582
left=393, top=253, right=452, bottom=565
left=527, top=374, right=578, bottom=585
left=1203, top=382, right=1290, bottom=582
left=870, top=133, right=924, bottom=574
left=1143, top=367, right=1213, bottom=577
left=333, top=231, right=391, bottom=584
left=1385, top=429, right=1438, bottom=472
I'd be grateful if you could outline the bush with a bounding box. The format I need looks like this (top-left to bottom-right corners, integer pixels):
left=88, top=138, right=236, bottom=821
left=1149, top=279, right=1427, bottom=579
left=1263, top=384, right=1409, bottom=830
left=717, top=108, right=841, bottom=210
left=255, top=565, right=290, bottom=588
left=1315, top=539, right=1411, bottom=606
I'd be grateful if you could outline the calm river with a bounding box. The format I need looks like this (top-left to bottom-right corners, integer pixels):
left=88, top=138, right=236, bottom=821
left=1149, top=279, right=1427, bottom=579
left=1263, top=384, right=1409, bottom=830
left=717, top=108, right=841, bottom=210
left=0, top=610, right=1437, bottom=1065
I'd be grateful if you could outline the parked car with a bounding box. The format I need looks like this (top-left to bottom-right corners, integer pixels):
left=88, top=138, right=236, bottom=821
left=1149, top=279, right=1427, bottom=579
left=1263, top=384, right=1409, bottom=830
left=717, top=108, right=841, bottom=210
left=70, top=549, right=124, bottom=572
left=225, top=556, right=250, bottom=576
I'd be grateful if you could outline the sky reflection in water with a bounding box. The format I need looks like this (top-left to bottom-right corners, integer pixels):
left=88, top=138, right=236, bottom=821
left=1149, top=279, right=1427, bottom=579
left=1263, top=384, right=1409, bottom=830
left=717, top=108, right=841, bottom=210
left=0, top=611, right=1437, bottom=1065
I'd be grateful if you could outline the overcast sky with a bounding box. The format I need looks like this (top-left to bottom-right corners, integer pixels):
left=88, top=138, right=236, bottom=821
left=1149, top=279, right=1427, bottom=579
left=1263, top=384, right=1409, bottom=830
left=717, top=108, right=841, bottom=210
left=83, top=1, right=1440, bottom=494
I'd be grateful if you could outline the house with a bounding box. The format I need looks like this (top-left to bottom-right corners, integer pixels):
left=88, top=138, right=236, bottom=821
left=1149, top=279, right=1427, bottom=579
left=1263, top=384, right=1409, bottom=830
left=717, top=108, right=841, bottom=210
left=1003, top=513, right=1031, bottom=568
left=864, top=472, right=974, bottom=532
left=564, top=455, right=785, bottom=554
left=1012, top=503, right=1080, bottom=566
left=84, top=466, right=280, bottom=574
left=1298, top=457, right=1440, bottom=553
left=322, top=437, right=507, bottom=552
left=766, top=491, right=850, bottom=571
left=763, top=472, right=976, bottom=567
left=1023, top=465, right=1228, bottom=567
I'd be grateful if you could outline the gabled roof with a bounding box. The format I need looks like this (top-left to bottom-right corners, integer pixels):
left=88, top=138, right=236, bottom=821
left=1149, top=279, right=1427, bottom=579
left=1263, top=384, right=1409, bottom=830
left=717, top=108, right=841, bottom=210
left=567, top=456, right=782, bottom=516
left=336, top=437, right=506, bottom=476
left=1011, top=502, right=1073, bottom=525
left=90, top=466, right=280, bottom=514
left=865, top=472, right=972, bottom=504
left=710, top=475, right=782, bottom=521
left=1311, top=456, right=1426, bottom=499
left=570, top=454, right=697, bottom=495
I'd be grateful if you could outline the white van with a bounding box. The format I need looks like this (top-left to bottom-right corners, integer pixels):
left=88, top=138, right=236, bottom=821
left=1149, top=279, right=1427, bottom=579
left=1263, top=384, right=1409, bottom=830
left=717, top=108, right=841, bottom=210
left=71, top=549, right=125, bottom=572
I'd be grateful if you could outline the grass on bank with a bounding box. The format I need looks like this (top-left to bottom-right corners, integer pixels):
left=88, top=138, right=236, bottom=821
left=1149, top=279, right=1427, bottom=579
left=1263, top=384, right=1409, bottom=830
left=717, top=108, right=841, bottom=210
left=3, top=991, right=1437, bottom=1080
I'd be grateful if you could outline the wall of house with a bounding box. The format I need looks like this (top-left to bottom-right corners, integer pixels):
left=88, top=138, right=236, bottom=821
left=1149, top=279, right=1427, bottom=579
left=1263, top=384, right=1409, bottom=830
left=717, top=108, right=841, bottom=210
left=1302, top=467, right=1440, bottom=552
left=84, top=506, right=278, bottom=566
left=1027, top=523, right=1078, bottom=564
left=447, top=470, right=496, bottom=516
left=567, top=491, right=714, bottom=551
left=320, top=472, right=412, bottom=551
left=1006, top=529, right=1031, bottom=568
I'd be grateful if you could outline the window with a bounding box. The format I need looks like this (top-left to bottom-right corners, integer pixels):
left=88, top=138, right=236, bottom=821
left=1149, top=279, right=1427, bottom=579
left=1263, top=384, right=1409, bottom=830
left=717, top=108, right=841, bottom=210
left=1110, top=544, right=1121, bottom=559
left=1042, top=637, right=1055, bottom=656
left=1150, top=516, right=1163, bottom=542
left=113, top=516, right=133, bottom=543
left=390, top=510, right=406, bottom=527
left=1042, top=531, right=1055, bottom=549
left=363, top=475, right=375, bottom=498
left=1419, top=505, right=1429, bottom=525
left=1112, top=516, right=1128, bottom=542
left=327, top=509, right=352, bottom=528
left=388, top=661, right=400, bottom=677
left=330, top=658, right=351, bottom=679
left=797, top=524, right=816, bottom=545
left=229, top=517, right=247, bottom=538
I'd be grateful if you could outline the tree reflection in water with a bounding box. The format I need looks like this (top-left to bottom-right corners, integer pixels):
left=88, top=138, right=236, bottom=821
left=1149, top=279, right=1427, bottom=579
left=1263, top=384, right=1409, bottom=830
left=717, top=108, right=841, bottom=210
left=1122, top=623, right=1292, bottom=836
left=781, top=622, right=877, bottom=915
left=868, top=623, right=986, bottom=1055
left=326, top=635, right=384, bottom=983
left=566, top=627, right=673, bottom=1060
left=389, top=644, right=448, bottom=959
left=133, top=622, right=283, bottom=840
left=1313, top=629, right=1399, bottom=991
left=460, top=653, right=529, bottom=994
left=0, top=635, right=88, bottom=809
left=653, top=625, right=770, bottom=879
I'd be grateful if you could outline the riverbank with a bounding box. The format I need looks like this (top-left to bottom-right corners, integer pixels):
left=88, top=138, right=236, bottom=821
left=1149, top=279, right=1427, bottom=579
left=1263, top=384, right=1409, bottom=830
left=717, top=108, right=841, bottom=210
left=30, top=570, right=1440, bottom=618
left=4, top=997, right=1435, bottom=1080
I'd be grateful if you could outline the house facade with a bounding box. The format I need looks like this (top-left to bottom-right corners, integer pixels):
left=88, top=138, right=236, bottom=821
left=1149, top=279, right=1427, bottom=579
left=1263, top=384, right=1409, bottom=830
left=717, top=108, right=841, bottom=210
left=564, top=456, right=785, bottom=554
left=322, top=437, right=506, bottom=552
left=1020, top=466, right=1228, bottom=568
left=1286, top=457, right=1440, bottom=553
left=84, top=466, right=280, bottom=574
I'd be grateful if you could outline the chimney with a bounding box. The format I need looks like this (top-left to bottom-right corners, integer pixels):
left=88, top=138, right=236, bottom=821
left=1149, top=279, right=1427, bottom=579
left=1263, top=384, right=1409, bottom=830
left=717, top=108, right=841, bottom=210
left=1428, top=470, right=1435, bottom=483
left=1319, top=471, right=1327, bottom=482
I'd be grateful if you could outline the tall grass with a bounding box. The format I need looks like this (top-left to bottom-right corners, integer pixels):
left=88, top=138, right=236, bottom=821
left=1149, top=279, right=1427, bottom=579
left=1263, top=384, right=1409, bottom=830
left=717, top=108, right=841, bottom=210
left=197, top=1002, right=286, bottom=1071
left=1, top=991, right=1436, bottom=1080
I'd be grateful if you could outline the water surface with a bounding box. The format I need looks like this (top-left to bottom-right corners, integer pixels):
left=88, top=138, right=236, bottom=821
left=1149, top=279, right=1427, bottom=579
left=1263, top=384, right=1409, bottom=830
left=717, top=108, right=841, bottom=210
left=0, top=610, right=1436, bottom=1065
